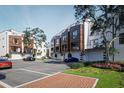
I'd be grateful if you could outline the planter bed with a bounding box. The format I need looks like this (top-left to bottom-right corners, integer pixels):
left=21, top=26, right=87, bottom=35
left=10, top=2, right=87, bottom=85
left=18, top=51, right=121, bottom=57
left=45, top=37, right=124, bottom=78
left=92, top=62, right=124, bottom=72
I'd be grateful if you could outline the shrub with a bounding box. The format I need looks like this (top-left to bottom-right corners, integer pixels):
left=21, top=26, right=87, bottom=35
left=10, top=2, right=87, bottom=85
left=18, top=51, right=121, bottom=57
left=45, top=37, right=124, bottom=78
left=68, top=63, right=84, bottom=69
left=91, top=62, right=124, bottom=72
left=79, top=61, right=105, bottom=67
left=111, top=64, right=124, bottom=72
left=92, top=63, right=111, bottom=69
left=5, top=53, right=11, bottom=58
left=114, top=61, right=124, bottom=67
left=83, top=62, right=93, bottom=67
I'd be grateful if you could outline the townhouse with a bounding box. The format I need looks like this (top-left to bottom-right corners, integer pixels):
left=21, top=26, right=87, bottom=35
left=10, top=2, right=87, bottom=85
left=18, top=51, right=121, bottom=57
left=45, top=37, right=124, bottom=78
left=50, top=22, right=86, bottom=60
left=0, top=29, right=47, bottom=59
left=50, top=18, right=124, bottom=62
left=0, top=29, right=24, bottom=59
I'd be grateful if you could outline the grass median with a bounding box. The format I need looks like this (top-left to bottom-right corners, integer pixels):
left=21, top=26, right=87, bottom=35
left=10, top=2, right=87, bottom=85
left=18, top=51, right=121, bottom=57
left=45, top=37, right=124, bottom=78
left=64, top=66, right=124, bottom=88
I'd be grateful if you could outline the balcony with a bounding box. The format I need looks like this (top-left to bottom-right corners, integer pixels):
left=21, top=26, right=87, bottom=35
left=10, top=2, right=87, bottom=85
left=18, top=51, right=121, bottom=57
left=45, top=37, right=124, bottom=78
left=54, top=36, right=61, bottom=52
left=61, top=44, right=68, bottom=52
left=61, top=30, right=68, bottom=44
left=69, top=24, right=83, bottom=51
left=71, top=42, right=80, bottom=51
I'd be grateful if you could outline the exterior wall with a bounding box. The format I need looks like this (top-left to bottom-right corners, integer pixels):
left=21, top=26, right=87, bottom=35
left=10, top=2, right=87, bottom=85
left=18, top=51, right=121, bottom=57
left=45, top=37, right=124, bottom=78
left=9, top=35, right=23, bottom=53
left=35, top=42, right=47, bottom=58
left=114, top=29, right=124, bottom=61
left=50, top=21, right=124, bottom=62
left=0, top=30, right=24, bottom=59
left=70, top=51, right=80, bottom=59
left=0, top=31, right=8, bottom=56
left=85, top=50, right=104, bottom=61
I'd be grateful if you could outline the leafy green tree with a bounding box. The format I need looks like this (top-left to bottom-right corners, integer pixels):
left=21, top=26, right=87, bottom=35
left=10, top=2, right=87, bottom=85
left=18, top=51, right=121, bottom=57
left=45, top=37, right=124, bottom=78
left=23, top=28, right=32, bottom=53
left=23, top=27, right=46, bottom=55
left=74, top=5, right=124, bottom=62
left=23, top=28, right=32, bottom=45
left=30, top=27, right=46, bottom=48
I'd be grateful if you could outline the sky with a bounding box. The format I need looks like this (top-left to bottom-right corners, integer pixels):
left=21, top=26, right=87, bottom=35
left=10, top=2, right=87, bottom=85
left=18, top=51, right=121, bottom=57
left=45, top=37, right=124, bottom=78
left=0, top=5, right=75, bottom=42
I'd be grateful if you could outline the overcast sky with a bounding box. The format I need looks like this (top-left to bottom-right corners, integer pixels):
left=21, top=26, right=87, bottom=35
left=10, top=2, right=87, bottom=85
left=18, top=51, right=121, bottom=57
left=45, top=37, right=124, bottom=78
left=0, top=5, right=75, bottom=42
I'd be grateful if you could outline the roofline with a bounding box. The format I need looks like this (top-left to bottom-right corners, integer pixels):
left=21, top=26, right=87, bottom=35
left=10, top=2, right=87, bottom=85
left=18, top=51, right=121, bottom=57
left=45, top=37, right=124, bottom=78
left=51, top=21, right=83, bottom=40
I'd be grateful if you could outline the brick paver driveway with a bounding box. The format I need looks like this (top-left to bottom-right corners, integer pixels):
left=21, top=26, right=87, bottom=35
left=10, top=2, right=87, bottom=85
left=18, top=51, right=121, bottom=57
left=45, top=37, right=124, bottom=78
left=21, top=73, right=98, bottom=88
left=0, top=59, right=98, bottom=88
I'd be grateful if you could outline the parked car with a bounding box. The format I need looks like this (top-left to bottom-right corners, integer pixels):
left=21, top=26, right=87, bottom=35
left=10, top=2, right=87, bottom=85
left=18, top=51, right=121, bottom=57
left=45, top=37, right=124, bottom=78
left=23, top=56, right=35, bottom=61
left=64, top=57, right=79, bottom=62
left=0, top=58, right=12, bottom=69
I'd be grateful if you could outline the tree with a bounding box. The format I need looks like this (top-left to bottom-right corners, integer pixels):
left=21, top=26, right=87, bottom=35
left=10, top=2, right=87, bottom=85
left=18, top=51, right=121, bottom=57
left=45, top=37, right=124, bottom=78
left=74, top=5, right=124, bottom=62
left=23, top=28, right=32, bottom=45
left=30, top=27, right=46, bottom=47
left=23, top=27, right=46, bottom=55
left=23, top=28, right=32, bottom=53
left=30, top=27, right=46, bottom=54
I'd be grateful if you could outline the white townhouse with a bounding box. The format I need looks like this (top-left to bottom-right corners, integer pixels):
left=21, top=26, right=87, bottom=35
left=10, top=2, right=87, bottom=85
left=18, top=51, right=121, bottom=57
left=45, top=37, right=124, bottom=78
left=0, top=29, right=24, bottom=59
left=0, top=29, right=47, bottom=59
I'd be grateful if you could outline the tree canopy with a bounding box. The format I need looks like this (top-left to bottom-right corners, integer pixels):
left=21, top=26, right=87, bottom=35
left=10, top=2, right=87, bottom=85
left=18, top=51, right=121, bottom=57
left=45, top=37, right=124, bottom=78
left=74, top=5, right=124, bottom=62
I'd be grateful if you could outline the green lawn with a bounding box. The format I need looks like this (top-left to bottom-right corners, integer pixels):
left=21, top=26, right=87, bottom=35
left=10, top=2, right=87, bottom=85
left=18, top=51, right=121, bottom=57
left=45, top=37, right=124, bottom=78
left=64, top=67, right=124, bottom=88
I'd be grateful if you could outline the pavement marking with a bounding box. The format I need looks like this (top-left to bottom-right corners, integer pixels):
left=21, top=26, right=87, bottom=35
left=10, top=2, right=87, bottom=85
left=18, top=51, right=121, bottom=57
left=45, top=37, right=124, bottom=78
left=0, top=81, right=12, bottom=88
left=92, top=78, right=99, bottom=88
left=15, top=72, right=61, bottom=88
left=19, top=68, right=51, bottom=76
left=0, top=68, right=51, bottom=88
left=0, top=69, right=21, bottom=72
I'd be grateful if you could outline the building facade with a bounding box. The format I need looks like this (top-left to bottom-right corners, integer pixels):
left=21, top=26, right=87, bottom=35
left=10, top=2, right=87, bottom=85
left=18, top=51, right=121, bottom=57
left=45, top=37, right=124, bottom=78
left=50, top=22, right=85, bottom=60
left=50, top=19, right=124, bottom=62
left=0, top=29, right=47, bottom=59
left=0, top=29, right=24, bottom=59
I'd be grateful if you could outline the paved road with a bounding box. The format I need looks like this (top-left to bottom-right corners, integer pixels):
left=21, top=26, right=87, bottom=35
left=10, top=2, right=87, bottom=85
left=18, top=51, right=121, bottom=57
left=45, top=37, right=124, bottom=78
left=0, top=59, right=69, bottom=88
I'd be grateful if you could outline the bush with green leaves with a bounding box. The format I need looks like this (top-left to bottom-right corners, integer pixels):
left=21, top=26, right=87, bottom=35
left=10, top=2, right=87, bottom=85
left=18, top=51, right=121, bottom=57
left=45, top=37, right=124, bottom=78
left=68, top=63, right=84, bottom=69
left=5, top=53, right=11, bottom=58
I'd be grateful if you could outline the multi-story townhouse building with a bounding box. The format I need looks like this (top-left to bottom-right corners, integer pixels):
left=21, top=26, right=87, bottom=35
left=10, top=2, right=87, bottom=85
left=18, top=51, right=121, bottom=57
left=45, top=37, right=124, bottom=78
left=0, top=29, right=24, bottom=59
left=51, top=22, right=85, bottom=60
left=0, top=29, right=47, bottom=59
left=50, top=17, right=124, bottom=62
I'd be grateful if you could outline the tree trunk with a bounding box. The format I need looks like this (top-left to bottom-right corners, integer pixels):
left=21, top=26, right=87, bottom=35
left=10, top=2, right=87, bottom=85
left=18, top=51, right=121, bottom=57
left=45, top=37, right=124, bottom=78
left=103, top=30, right=110, bottom=62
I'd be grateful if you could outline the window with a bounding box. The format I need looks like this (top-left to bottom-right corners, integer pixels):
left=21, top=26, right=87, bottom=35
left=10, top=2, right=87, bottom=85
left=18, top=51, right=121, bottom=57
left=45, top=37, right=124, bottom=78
left=56, top=39, right=59, bottom=44
left=71, top=42, right=79, bottom=50
left=62, top=35, right=67, bottom=41
left=13, top=38, right=18, bottom=44
left=72, top=30, right=78, bottom=39
left=119, top=33, right=124, bottom=44
left=51, top=42, right=54, bottom=46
